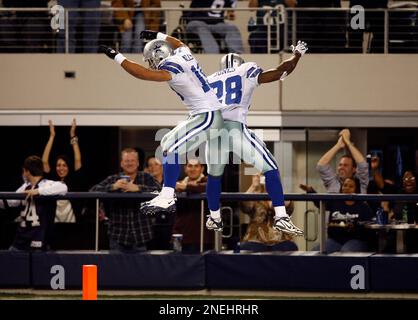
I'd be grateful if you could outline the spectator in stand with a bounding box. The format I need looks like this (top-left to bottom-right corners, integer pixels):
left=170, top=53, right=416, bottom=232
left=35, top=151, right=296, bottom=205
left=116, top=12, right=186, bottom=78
left=0, top=156, right=67, bottom=251
left=112, top=0, right=162, bottom=53
left=42, top=119, right=85, bottom=224
left=240, top=173, right=297, bottom=252
left=56, top=0, right=101, bottom=53
left=144, top=155, right=172, bottom=250
left=393, top=171, right=418, bottom=224
left=90, top=147, right=160, bottom=253
left=385, top=170, right=418, bottom=253
left=366, top=154, right=397, bottom=214
left=145, top=155, right=163, bottom=186
left=314, top=176, right=374, bottom=253
left=42, top=119, right=89, bottom=249
left=317, top=129, right=369, bottom=194
left=172, top=159, right=214, bottom=253
left=184, top=0, right=244, bottom=54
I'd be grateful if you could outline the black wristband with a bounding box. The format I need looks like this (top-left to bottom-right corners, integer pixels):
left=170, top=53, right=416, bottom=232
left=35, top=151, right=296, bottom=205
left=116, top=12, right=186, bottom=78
left=98, top=45, right=119, bottom=59
left=139, top=30, right=158, bottom=40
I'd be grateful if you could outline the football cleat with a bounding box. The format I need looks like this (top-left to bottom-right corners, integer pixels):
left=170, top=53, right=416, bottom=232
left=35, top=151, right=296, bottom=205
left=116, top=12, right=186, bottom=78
left=273, top=216, right=304, bottom=236
left=205, top=215, right=224, bottom=232
left=140, top=193, right=176, bottom=215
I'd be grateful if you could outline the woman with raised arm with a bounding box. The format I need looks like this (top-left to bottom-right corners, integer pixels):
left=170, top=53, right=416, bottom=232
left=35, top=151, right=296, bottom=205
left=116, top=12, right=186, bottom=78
left=42, top=119, right=84, bottom=223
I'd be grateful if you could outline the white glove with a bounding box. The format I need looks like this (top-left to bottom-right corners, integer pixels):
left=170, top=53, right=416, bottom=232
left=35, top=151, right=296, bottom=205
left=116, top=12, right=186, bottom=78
left=291, top=40, right=308, bottom=56
left=279, top=71, right=288, bottom=81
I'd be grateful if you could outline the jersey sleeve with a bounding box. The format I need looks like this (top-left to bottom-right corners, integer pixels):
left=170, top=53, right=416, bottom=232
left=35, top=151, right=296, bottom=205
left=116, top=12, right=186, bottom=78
left=242, top=62, right=263, bottom=87
left=38, top=179, right=68, bottom=196
left=158, top=56, right=185, bottom=80
left=0, top=183, right=28, bottom=208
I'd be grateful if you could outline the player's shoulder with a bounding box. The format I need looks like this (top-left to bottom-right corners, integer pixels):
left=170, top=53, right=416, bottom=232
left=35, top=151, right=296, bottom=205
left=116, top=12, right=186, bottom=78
left=240, top=62, right=263, bottom=79
left=240, top=61, right=259, bottom=72
left=174, top=45, right=193, bottom=55
left=158, top=53, right=186, bottom=74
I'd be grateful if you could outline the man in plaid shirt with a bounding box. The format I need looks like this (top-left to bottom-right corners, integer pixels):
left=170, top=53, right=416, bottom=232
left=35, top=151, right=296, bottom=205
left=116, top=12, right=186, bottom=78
left=90, top=148, right=160, bottom=253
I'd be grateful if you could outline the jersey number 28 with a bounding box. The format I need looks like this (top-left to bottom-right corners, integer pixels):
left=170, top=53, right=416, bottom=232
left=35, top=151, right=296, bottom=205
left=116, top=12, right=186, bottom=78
left=210, top=75, right=243, bottom=105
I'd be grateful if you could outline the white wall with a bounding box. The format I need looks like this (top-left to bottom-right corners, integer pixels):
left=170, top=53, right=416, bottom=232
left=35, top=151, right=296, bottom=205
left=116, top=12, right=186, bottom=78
left=1, top=54, right=416, bottom=112
left=282, top=54, right=418, bottom=111
left=0, top=54, right=279, bottom=111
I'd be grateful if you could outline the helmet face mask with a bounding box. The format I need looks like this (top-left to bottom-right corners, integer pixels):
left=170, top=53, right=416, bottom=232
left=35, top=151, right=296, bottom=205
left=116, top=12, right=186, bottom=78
left=143, top=39, right=173, bottom=69
left=220, top=53, right=244, bottom=69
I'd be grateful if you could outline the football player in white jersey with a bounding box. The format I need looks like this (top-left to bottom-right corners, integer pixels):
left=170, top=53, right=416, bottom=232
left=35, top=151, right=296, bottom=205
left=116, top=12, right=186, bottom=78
left=99, top=30, right=224, bottom=214
left=204, top=41, right=308, bottom=236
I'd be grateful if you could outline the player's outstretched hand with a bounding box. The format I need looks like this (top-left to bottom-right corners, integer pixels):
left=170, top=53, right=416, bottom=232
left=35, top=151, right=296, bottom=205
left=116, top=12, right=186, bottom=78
left=291, top=40, right=308, bottom=56
left=98, top=45, right=119, bottom=60
left=139, top=30, right=158, bottom=40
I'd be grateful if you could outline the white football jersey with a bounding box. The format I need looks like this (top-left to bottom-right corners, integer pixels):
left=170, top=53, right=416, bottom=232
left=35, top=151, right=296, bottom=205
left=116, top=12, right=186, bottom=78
left=207, top=62, right=262, bottom=124
left=158, top=46, right=222, bottom=116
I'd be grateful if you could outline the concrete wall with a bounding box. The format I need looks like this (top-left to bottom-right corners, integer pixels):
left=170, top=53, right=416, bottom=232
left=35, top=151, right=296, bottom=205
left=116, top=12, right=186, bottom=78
left=0, top=54, right=280, bottom=110
left=1, top=54, right=416, bottom=112
left=282, top=54, right=418, bottom=111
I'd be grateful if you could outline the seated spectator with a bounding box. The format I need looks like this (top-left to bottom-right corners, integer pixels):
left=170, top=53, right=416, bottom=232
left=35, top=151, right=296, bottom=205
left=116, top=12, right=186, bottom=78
left=248, top=0, right=297, bottom=53
left=392, top=171, right=418, bottom=224
left=367, top=154, right=397, bottom=214
left=89, top=147, right=160, bottom=253
left=183, top=0, right=244, bottom=54
left=56, top=0, right=101, bottom=53
left=145, top=156, right=172, bottom=251
left=145, top=155, right=163, bottom=186
left=0, top=156, right=67, bottom=251
left=112, top=0, right=162, bottom=53
left=144, top=156, right=172, bottom=250
left=386, top=170, right=418, bottom=253
left=172, top=159, right=214, bottom=254
left=317, top=129, right=369, bottom=194
left=314, top=177, right=374, bottom=253
left=42, top=119, right=85, bottom=224
left=240, top=173, right=298, bottom=252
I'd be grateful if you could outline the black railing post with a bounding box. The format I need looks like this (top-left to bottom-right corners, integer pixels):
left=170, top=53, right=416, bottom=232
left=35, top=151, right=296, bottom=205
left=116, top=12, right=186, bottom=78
left=319, top=200, right=326, bottom=254
left=95, top=198, right=99, bottom=252
left=200, top=199, right=204, bottom=253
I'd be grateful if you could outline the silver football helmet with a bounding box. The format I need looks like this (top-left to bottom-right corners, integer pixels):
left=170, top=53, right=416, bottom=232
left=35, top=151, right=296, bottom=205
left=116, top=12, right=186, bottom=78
left=143, top=39, right=173, bottom=69
left=220, top=53, right=244, bottom=69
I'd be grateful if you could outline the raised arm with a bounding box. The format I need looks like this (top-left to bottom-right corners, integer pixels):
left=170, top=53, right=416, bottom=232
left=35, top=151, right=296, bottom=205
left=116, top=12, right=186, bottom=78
left=99, top=29, right=186, bottom=81
left=340, top=129, right=366, bottom=165
left=317, top=136, right=345, bottom=166
left=258, top=41, right=307, bottom=84
left=371, top=156, right=384, bottom=190
left=121, top=59, right=171, bottom=81
left=139, top=30, right=185, bottom=50
left=70, top=118, right=82, bottom=171
left=42, top=120, right=55, bottom=174
left=98, top=45, right=171, bottom=82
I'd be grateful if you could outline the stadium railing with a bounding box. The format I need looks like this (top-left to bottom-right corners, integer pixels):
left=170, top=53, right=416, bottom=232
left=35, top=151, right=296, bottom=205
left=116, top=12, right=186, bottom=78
left=0, top=7, right=417, bottom=53
left=1, top=192, right=418, bottom=254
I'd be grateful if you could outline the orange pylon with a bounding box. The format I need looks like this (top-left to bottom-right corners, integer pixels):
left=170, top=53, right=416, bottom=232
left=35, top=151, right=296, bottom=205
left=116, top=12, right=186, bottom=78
left=82, top=265, right=97, bottom=300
